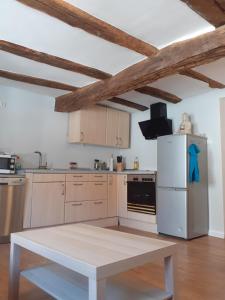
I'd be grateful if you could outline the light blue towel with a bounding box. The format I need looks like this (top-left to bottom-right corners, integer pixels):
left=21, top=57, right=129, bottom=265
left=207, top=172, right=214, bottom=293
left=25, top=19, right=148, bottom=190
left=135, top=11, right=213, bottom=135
left=189, top=144, right=200, bottom=183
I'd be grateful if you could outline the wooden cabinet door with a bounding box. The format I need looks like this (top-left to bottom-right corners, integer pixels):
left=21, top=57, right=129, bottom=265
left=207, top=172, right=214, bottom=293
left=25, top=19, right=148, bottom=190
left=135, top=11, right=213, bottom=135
left=88, top=182, right=107, bottom=200
left=106, top=108, right=119, bottom=147
left=68, top=110, right=88, bottom=143
left=108, top=174, right=118, bottom=217
left=117, top=175, right=127, bottom=218
left=66, top=182, right=89, bottom=202
left=31, top=182, right=65, bottom=228
left=65, top=201, right=90, bottom=223
left=85, top=106, right=107, bottom=145
left=118, top=111, right=130, bottom=149
left=89, top=200, right=107, bottom=220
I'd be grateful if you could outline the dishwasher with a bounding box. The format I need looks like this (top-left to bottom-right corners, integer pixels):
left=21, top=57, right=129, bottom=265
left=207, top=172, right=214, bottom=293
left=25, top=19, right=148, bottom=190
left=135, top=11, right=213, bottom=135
left=0, top=176, right=25, bottom=243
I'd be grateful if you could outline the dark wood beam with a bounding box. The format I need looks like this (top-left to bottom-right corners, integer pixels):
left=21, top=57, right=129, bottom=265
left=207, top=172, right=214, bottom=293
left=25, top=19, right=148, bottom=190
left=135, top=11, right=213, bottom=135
left=55, top=25, right=225, bottom=112
left=0, top=69, right=146, bottom=111
left=181, top=0, right=225, bottom=27
left=135, top=86, right=181, bottom=103
left=17, top=0, right=158, bottom=57
left=0, top=40, right=111, bottom=80
left=107, top=97, right=148, bottom=111
left=0, top=70, right=78, bottom=91
left=180, top=68, right=225, bottom=88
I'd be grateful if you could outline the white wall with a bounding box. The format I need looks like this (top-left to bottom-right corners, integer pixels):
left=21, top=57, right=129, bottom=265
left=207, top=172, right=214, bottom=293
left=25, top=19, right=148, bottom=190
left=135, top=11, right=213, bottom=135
left=220, top=98, right=225, bottom=236
left=120, top=110, right=157, bottom=170
left=0, top=85, right=118, bottom=169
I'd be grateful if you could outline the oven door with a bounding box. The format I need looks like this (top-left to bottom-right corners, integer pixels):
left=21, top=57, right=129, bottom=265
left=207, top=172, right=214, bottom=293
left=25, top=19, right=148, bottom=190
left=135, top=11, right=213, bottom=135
left=127, top=181, right=156, bottom=215
left=0, top=156, right=15, bottom=174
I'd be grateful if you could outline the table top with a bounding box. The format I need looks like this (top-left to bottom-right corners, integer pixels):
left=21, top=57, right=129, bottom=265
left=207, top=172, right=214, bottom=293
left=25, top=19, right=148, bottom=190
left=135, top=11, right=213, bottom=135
left=11, top=224, right=176, bottom=279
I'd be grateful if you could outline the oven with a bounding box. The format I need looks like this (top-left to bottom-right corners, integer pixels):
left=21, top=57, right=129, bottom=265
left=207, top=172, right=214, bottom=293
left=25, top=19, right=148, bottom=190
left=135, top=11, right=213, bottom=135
left=0, top=154, right=16, bottom=174
left=127, top=174, right=156, bottom=215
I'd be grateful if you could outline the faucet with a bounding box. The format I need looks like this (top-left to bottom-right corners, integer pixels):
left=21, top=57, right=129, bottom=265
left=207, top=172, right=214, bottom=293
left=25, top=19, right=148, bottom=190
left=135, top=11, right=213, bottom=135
left=34, top=151, right=43, bottom=169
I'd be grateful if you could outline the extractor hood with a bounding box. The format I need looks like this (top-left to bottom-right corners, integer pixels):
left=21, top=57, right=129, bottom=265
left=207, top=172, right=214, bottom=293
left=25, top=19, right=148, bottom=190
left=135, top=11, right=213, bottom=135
left=139, top=102, right=173, bottom=140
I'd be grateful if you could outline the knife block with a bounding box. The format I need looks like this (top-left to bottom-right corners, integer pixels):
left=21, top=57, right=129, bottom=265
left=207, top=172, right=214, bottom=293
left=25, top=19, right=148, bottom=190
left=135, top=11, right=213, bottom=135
left=116, top=162, right=124, bottom=172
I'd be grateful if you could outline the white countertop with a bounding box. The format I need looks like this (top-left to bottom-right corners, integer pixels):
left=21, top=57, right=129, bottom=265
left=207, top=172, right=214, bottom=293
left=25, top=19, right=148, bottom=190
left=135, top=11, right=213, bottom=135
left=18, top=168, right=156, bottom=175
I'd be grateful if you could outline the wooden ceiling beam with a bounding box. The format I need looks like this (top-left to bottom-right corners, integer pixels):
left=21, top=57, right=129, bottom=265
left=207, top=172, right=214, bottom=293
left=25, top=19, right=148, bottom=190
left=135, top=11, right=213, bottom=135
left=0, top=40, right=179, bottom=102
left=55, top=25, right=225, bottom=112
left=135, top=86, right=181, bottom=103
left=0, top=70, right=78, bottom=91
left=17, top=0, right=158, bottom=57
left=0, top=69, right=146, bottom=111
left=181, top=0, right=225, bottom=27
left=106, top=97, right=148, bottom=111
left=180, top=68, right=225, bottom=88
left=0, top=40, right=111, bottom=80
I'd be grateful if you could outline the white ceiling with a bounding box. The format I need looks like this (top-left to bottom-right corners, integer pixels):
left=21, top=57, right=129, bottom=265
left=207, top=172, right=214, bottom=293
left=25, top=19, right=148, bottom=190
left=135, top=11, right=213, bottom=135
left=0, top=0, right=224, bottom=112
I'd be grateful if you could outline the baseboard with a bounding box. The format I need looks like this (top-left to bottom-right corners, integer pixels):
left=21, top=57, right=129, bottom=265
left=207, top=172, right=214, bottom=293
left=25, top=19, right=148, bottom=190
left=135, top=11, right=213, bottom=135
left=119, top=217, right=157, bottom=233
left=84, top=217, right=118, bottom=228
left=208, top=230, right=224, bottom=239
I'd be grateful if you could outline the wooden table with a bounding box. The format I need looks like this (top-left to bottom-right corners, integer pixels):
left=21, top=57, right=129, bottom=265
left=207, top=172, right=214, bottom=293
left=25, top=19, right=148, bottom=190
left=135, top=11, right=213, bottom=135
left=9, top=224, right=177, bottom=300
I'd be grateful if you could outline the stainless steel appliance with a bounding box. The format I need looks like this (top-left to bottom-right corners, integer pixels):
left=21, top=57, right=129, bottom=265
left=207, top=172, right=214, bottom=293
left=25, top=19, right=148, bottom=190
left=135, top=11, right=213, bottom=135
left=0, top=176, right=25, bottom=243
left=0, top=154, right=16, bottom=174
left=127, top=174, right=156, bottom=215
left=157, top=134, right=208, bottom=239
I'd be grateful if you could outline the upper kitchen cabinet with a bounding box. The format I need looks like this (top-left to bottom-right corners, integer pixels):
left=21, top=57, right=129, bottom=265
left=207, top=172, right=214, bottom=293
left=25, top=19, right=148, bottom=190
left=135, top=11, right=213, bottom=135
left=117, top=110, right=130, bottom=149
left=69, top=106, right=130, bottom=148
left=68, top=106, right=107, bottom=146
left=106, top=108, right=130, bottom=148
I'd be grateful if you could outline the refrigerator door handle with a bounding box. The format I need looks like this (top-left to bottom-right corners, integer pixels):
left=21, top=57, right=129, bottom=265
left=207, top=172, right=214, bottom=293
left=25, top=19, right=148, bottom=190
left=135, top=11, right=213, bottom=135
left=157, top=186, right=188, bottom=191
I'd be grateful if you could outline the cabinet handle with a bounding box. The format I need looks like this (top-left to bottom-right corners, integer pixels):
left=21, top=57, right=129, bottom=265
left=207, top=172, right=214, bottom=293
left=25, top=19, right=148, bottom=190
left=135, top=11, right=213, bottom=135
left=94, top=175, right=103, bottom=178
left=80, top=131, right=84, bottom=142
left=72, top=203, right=82, bottom=206
left=116, top=136, right=119, bottom=146
left=73, top=175, right=83, bottom=178
left=94, top=183, right=103, bottom=186
left=94, top=201, right=103, bottom=205
left=62, top=184, right=65, bottom=196
left=119, top=137, right=122, bottom=146
left=73, top=183, right=84, bottom=186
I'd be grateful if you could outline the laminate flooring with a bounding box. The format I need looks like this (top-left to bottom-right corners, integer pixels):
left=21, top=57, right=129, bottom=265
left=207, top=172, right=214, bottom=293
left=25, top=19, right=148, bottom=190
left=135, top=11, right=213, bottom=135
left=0, top=226, right=225, bottom=300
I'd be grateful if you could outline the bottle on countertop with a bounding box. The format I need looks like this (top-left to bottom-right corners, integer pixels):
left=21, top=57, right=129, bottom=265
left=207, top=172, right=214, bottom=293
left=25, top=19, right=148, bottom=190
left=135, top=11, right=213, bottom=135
left=109, top=154, right=114, bottom=171
left=133, top=156, right=139, bottom=170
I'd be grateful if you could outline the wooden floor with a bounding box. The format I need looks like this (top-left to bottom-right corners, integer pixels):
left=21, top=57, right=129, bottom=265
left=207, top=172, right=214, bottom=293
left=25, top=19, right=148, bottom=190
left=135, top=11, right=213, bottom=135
left=1, top=226, right=225, bottom=300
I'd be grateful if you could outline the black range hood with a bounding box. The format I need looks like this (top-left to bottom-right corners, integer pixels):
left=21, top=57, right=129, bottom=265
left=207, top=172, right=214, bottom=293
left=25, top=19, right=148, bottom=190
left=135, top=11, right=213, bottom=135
left=139, top=102, right=173, bottom=140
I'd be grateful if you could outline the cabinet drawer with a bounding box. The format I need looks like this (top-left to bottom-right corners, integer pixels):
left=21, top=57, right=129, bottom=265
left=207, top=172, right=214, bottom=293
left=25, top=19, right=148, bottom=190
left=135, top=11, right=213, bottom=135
left=89, top=200, right=107, bottom=220
left=89, top=174, right=107, bottom=182
left=65, top=182, right=89, bottom=202
left=66, top=173, right=89, bottom=182
left=65, top=201, right=89, bottom=223
left=88, top=182, right=107, bottom=200
left=32, top=174, right=65, bottom=183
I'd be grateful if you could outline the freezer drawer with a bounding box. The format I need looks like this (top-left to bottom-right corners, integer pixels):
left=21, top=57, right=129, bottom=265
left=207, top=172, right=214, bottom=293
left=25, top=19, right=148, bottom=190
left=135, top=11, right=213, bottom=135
left=157, top=188, right=188, bottom=238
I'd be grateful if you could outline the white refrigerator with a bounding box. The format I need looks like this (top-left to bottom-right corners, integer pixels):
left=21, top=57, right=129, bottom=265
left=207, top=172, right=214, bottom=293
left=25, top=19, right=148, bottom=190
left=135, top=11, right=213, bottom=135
left=157, top=134, right=209, bottom=239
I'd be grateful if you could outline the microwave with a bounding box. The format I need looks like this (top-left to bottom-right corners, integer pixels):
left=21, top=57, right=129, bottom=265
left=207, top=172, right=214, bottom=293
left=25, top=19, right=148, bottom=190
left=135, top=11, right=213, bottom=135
left=0, top=154, right=16, bottom=174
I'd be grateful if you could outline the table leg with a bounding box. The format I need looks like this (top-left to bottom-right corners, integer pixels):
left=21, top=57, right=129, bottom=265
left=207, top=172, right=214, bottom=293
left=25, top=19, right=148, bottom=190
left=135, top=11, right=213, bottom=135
left=164, top=255, right=176, bottom=300
left=8, top=242, right=21, bottom=300
left=89, top=278, right=106, bottom=300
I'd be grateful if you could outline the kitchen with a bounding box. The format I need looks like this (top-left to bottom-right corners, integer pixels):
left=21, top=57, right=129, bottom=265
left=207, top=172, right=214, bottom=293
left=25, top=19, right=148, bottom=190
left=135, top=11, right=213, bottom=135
left=1, top=0, right=225, bottom=299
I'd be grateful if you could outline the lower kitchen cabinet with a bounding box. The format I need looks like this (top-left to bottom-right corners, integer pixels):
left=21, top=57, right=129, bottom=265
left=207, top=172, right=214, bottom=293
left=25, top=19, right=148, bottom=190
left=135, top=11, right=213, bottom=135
left=31, top=182, right=65, bottom=228
left=65, top=200, right=107, bottom=223
left=66, top=182, right=89, bottom=202
left=65, top=201, right=89, bottom=223
left=108, top=174, right=118, bottom=217
left=117, top=175, right=128, bottom=218
left=89, top=200, right=107, bottom=220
